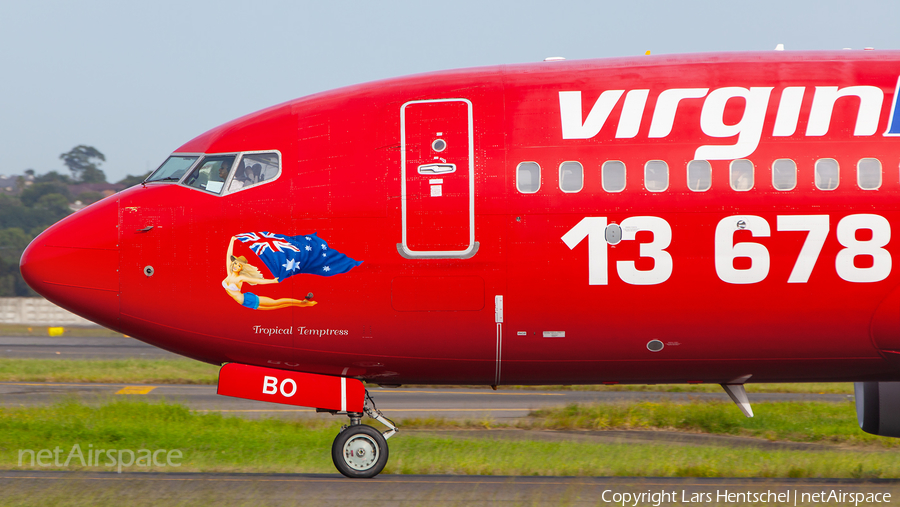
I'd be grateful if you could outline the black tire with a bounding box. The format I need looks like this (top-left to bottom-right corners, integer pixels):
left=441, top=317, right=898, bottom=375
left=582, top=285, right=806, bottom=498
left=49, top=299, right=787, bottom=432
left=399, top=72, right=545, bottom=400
left=331, top=424, right=389, bottom=478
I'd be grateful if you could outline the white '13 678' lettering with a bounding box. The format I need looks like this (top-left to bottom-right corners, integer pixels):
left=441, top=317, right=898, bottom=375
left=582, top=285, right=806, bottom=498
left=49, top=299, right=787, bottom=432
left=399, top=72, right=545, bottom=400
left=563, top=214, right=891, bottom=285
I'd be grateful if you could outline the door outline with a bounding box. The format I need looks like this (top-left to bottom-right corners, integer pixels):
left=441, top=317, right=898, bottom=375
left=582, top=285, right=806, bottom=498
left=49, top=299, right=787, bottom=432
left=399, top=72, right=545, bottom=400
left=399, top=98, right=477, bottom=259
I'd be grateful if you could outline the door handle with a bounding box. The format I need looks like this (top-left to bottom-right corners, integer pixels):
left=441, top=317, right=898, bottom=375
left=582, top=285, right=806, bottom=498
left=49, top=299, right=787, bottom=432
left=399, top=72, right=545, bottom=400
left=417, top=163, right=456, bottom=175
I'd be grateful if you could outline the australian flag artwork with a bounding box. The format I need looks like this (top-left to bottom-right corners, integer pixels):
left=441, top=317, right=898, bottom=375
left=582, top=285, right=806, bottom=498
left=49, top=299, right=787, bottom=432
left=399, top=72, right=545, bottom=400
left=235, top=232, right=362, bottom=281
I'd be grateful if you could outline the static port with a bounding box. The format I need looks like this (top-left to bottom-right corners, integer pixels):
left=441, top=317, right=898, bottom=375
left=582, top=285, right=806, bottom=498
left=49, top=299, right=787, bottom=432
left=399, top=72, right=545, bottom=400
left=647, top=340, right=664, bottom=352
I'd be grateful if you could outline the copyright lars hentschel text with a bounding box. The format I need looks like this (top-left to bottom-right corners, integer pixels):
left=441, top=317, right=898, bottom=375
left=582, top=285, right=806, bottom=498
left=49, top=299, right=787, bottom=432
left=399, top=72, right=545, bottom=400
left=602, top=489, right=890, bottom=506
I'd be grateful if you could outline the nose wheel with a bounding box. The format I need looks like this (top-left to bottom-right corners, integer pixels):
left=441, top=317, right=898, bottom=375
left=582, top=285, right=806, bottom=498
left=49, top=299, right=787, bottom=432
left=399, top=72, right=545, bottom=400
left=330, top=390, right=399, bottom=478
left=332, top=424, right=388, bottom=478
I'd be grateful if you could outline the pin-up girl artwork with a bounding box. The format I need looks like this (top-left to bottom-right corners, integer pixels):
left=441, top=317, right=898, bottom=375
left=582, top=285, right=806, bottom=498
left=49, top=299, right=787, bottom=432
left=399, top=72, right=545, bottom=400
left=223, top=232, right=362, bottom=310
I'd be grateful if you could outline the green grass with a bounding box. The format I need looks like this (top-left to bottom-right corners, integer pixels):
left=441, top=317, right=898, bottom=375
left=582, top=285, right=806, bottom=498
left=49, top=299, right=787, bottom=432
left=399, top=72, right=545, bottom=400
left=0, top=358, right=220, bottom=384
left=522, top=400, right=894, bottom=447
left=1, top=399, right=336, bottom=473
left=1, top=399, right=898, bottom=479
left=0, top=358, right=855, bottom=393
left=388, top=436, right=897, bottom=478
left=400, top=399, right=892, bottom=448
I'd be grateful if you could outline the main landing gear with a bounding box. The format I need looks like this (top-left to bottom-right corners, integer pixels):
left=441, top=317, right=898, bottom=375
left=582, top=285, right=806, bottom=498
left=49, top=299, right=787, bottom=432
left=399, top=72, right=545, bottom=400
left=329, top=391, right=398, bottom=478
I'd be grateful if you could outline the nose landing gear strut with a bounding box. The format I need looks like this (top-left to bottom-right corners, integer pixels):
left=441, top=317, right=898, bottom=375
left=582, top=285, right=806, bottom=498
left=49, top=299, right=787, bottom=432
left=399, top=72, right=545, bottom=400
left=330, top=391, right=398, bottom=478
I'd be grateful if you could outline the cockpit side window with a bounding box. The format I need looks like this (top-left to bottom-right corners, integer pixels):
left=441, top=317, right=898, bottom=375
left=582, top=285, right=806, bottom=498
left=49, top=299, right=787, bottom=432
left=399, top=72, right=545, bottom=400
left=226, top=152, right=281, bottom=193
left=146, top=156, right=199, bottom=183
left=183, top=155, right=236, bottom=194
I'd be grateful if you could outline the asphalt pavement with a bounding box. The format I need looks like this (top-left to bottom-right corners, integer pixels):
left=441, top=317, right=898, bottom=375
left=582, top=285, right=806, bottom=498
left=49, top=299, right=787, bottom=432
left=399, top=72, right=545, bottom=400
left=0, top=336, right=180, bottom=359
left=3, top=471, right=899, bottom=507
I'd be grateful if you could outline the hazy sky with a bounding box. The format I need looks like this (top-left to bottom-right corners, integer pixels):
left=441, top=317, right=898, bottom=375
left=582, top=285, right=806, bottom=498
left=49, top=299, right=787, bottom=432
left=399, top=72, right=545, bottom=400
left=1, top=0, right=898, bottom=182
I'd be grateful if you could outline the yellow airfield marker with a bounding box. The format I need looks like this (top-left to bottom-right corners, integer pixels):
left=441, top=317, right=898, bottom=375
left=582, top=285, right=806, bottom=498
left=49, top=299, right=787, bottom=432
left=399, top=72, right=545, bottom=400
left=116, top=386, right=157, bottom=395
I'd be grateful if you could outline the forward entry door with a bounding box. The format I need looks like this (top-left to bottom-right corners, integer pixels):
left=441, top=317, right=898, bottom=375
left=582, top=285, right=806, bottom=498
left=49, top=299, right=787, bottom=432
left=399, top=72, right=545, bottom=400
left=400, top=99, right=476, bottom=258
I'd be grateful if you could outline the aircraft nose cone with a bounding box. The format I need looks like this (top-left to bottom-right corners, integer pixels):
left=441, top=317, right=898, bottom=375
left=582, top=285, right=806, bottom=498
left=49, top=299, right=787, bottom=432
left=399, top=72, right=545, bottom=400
left=20, top=199, right=119, bottom=329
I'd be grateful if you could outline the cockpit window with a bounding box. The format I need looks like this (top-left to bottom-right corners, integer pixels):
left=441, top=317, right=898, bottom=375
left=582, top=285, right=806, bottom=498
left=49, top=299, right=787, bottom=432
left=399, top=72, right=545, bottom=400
left=146, top=156, right=199, bottom=183
left=183, top=156, right=236, bottom=194
left=227, top=152, right=280, bottom=193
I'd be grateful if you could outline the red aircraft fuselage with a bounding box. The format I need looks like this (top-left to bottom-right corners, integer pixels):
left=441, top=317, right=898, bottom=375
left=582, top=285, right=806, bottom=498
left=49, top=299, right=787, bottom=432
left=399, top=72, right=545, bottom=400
left=21, top=51, right=900, bottom=387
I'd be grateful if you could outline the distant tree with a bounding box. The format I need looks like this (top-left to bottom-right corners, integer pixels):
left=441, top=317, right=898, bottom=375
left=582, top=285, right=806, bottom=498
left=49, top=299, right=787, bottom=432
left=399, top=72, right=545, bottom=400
left=116, top=172, right=152, bottom=187
left=24, top=169, right=35, bottom=177
left=76, top=191, right=105, bottom=205
left=60, top=145, right=107, bottom=183
left=0, top=205, right=64, bottom=231
left=34, top=194, right=71, bottom=216
left=20, top=182, right=71, bottom=207
left=0, top=194, right=20, bottom=210
left=34, top=170, right=72, bottom=184
left=0, top=227, right=37, bottom=296
left=0, top=227, right=32, bottom=260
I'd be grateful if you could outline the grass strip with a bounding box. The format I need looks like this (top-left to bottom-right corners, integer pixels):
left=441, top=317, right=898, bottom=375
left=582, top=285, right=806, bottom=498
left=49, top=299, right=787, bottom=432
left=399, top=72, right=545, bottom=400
left=0, top=399, right=335, bottom=474
left=0, top=358, right=219, bottom=384
left=0, top=399, right=897, bottom=478
left=390, top=436, right=895, bottom=478
left=0, top=358, right=853, bottom=393
left=522, top=400, right=896, bottom=447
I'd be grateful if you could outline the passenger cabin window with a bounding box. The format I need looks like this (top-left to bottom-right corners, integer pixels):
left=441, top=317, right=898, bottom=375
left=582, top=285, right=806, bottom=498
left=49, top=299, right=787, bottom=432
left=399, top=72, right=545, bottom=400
left=146, top=156, right=198, bottom=183
left=730, top=159, right=754, bottom=191
left=857, top=158, right=881, bottom=190
left=517, top=162, right=541, bottom=193
left=815, top=158, right=839, bottom=190
left=559, top=161, right=583, bottom=193
left=687, top=160, right=711, bottom=192
left=644, top=160, right=668, bottom=192
left=229, top=152, right=281, bottom=192
left=772, top=159, right=796, bottom=191
left=602, top=161, right=625, bottom=192
left=183, top=155, right=236, bottom=194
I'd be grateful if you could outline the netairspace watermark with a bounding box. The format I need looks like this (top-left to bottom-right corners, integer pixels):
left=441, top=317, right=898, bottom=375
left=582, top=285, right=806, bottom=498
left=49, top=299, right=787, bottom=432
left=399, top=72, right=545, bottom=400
left=601, top=488, right=892, bottom=506
left=19, top=444, right=182, bottom=473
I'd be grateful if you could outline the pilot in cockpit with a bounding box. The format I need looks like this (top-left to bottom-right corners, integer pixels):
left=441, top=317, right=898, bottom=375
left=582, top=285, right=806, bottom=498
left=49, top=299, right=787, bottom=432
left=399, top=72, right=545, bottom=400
left=228, top=162, right=255, bottom=191
left=249, top=163, right=262, bottom=183
left=217, top=160, right=232, bottom=182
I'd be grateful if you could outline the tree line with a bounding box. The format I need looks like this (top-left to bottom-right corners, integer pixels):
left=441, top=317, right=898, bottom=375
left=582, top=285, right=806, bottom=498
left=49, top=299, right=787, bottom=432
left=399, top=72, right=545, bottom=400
left=0, top=145, right=149, bottom=296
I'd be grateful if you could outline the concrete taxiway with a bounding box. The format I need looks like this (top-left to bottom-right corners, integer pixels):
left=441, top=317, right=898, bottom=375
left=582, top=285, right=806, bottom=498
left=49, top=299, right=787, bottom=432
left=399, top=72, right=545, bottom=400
left=3, top=471, right=899, bottom=506
left=0, top=336, right=180, bottom=359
